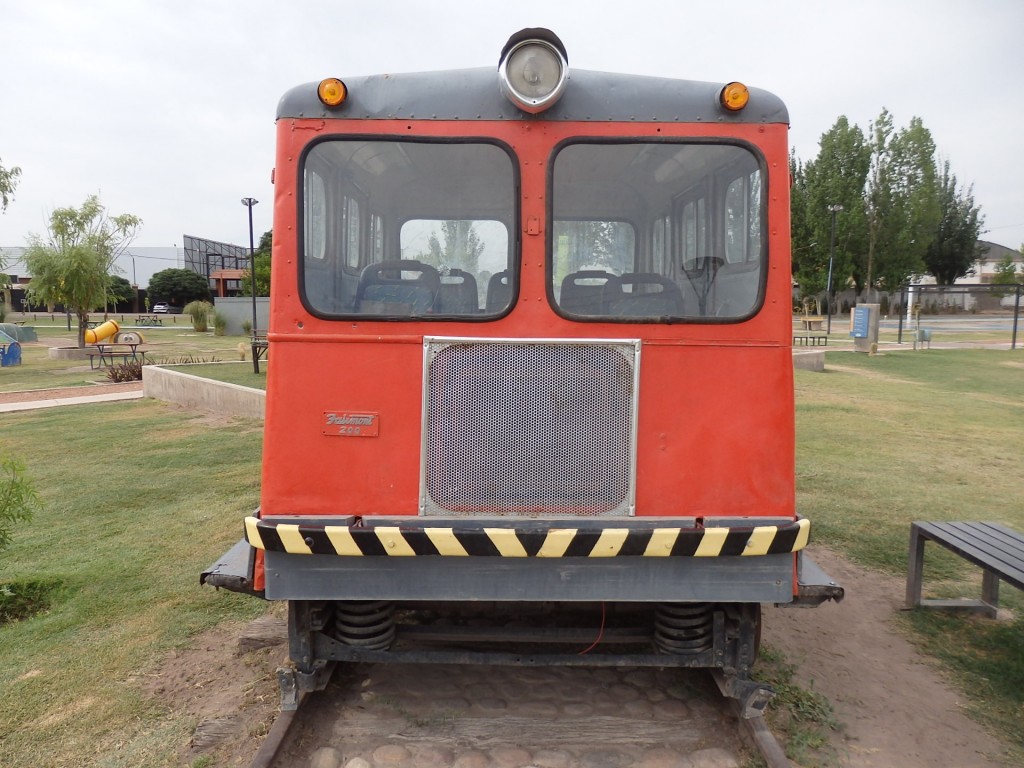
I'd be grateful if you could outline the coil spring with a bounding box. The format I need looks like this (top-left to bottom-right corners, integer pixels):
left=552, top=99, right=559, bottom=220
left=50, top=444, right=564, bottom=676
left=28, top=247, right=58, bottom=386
left=332, top=601, right=396, bottom=650
left=653, top=603, right=714, bottom=654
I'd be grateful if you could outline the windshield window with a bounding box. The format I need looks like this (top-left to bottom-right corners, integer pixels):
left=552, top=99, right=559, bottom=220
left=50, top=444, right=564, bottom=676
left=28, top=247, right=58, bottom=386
left=551, top=142, right=765, bottom=321
left=302, top=140, right=516, bottom=318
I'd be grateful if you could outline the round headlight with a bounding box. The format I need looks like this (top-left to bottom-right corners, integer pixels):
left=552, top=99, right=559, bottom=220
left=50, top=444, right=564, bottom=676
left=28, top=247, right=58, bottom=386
left=499, top=30, right=569, bottom=114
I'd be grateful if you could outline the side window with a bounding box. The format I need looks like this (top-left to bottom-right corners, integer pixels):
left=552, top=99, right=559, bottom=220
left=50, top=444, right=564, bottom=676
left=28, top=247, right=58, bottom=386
left=725, top=171, right=761, bottom=264
left=370, top=214, right=384, bottom=263
left=680, top=196, right=707, bottom=270
left=651, top=216, right=671, bottom=276
left=345, top=197, right=361, bottom=269
left=305, top=170, right=326, bottom=261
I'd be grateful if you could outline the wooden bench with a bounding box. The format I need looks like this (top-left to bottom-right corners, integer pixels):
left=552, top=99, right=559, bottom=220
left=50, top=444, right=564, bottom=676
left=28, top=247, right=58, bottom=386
left=793, top=334, right=828, bottom=347
left=905, top=521, right=1024, bottom=618
left=799, top=316, right=824, bottom=331
left=251, top=333, right=268, bottom=374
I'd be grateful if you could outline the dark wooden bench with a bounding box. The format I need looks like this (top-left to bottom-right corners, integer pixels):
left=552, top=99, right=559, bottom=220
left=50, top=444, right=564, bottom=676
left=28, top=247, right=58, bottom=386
left=793, top=334, right=828, bottom=347
left=905, top=521, right=1024, bottom=618
left=251, top=333, right=268, bottom=374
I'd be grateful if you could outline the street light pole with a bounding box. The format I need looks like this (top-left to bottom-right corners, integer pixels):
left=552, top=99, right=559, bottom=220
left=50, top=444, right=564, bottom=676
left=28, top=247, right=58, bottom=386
left=241, top=197, right=259, bottom=336
left=131, top=256, right=138, bottom=313
left=826, top=204, right=843, bottom=335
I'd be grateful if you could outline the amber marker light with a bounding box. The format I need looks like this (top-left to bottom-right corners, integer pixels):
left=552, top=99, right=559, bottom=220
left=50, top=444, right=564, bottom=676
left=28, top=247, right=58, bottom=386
left=719, top=81, right=750, bottom=112
left=317, top=78, right=348, bottom=107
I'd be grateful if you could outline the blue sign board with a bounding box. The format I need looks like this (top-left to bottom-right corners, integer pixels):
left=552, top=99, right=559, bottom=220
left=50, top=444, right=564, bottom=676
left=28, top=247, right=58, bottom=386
left=851, top=306, right=870, bottom=338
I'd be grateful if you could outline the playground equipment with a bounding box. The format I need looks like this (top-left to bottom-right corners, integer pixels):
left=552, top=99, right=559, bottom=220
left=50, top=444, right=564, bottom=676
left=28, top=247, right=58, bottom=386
left=0, top=326, right=21, bottom=366
left=0, top=322, right=38, bottom=343
left=85, top=320, right=120, bottom=344
left=83, top=320, right=145, bottom=347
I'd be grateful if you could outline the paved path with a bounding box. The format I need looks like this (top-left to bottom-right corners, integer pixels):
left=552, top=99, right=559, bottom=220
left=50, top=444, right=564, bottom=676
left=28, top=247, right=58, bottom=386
left=0, top=383, right=144, bottom=413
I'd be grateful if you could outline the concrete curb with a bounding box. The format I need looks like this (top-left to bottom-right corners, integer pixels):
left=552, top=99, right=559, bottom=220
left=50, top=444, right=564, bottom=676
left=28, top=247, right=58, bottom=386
left=142, top=365, right=266, bottom=420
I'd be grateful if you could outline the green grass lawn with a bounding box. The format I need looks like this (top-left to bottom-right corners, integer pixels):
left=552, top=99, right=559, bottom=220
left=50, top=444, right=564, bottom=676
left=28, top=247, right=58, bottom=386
left=1, top=345, right=1023, bottom=765
left=799, top=350, right=1024, bottom=574
left=165, top=362, right=267, bottom=390
left=1, top=400, right=265, bottom=767
left=798, top=348, right=1024, bottom=758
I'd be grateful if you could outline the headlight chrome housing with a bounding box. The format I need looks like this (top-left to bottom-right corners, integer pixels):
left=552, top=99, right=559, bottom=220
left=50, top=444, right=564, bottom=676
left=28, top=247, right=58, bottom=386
left=498, top=28, right=569, bottom=114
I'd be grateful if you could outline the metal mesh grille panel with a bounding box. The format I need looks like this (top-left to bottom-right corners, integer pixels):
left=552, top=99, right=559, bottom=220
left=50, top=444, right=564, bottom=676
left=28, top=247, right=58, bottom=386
left=423, top=339, right=638, bottom=517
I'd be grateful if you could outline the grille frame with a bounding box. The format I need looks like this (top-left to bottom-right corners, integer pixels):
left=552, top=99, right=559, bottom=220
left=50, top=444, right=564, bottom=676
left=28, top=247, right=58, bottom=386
left=420, top=336, right=641, bottom=518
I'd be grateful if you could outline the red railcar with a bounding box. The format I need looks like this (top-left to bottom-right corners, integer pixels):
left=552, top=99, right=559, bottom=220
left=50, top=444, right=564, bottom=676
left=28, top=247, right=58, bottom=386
left=205, top=29, right=841, bottom=710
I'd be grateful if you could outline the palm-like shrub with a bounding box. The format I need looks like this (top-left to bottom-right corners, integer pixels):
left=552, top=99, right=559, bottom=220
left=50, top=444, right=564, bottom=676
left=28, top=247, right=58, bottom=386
left=182, top=300, right=214, bottom=332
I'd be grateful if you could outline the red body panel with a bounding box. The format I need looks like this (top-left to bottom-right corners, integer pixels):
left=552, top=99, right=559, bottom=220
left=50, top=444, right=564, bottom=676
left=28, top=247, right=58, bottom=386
left=260, top=119, right=794, bottom=522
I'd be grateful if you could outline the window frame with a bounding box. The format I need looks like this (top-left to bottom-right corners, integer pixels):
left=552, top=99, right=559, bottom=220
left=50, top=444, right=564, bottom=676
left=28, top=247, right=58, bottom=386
left=546, top=137, right=770, bottom=324
left=297, top=135, right=522, bottom=322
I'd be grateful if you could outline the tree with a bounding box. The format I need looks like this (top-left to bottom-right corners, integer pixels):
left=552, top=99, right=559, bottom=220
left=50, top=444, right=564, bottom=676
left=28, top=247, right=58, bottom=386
left=0, top=158, right=20, bottom=312
left=106, top=275, right=135, bottom=311
left=147, top=268, right=212, bottom=307
left=0, top=157, right=20, bottom=213
left=0, top=253, right=12, bottom=316
left=791, top=117, right=870, bottom=305
left=863, top=111, right=941, bottom=296
left=795, top=109, right=982, bottom=303
left=922, top=160, right=984, bottom=285
left=241, top=230, right=272, bottom=297
left=23, top=195, right=141, bottom=347
left=421, top=221, right=486, bottom=274
left=555, top=220, right=626, bottom=274
left=991, top=251, right=1020, bottom=298
left=0, top=453, right=40, bottom=555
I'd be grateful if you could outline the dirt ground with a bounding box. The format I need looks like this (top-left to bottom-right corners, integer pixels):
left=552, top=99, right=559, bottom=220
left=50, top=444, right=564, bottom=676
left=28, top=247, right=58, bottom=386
left=147, top=547, right=1013, bottom=768
left=761, top=547, right=1010, bottom=767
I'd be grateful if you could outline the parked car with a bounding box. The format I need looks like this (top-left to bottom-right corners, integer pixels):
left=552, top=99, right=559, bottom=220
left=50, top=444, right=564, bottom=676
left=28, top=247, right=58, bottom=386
left=152, top=303, right=169, bottom=313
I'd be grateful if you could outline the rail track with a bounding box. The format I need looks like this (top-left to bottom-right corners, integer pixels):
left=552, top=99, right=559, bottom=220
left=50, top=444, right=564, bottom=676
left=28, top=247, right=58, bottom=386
left=248, top=660, right=791, bottom=768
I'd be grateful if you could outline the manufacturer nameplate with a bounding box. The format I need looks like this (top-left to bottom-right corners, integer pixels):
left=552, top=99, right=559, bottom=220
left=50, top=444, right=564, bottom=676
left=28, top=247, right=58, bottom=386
left=322, top=411, right=379, bottom=437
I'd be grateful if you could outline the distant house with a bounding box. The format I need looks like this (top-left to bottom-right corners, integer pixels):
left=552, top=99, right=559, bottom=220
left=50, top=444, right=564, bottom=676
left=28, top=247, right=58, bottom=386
left=973, top=240, right=1023, bottom=284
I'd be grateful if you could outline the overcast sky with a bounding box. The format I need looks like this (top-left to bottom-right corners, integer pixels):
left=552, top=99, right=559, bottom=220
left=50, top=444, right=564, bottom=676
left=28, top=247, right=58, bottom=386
left=2, top=0, right=1021, bottom=285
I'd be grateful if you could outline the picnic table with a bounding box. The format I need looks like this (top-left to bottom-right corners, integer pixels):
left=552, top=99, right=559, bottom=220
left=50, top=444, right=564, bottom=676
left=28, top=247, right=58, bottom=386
left=137, top=315, right=163, bottom=326
left=87, top=342, right=148, bottom=369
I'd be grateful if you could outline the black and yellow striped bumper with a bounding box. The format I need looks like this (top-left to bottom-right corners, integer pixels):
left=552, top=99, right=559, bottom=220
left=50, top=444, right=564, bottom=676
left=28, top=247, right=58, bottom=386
left=244, top=516, right=810, bottom=558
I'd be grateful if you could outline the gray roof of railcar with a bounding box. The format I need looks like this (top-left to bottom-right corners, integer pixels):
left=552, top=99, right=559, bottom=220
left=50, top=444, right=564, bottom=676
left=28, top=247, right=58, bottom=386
left=276, top=67, right=789, bottom=125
